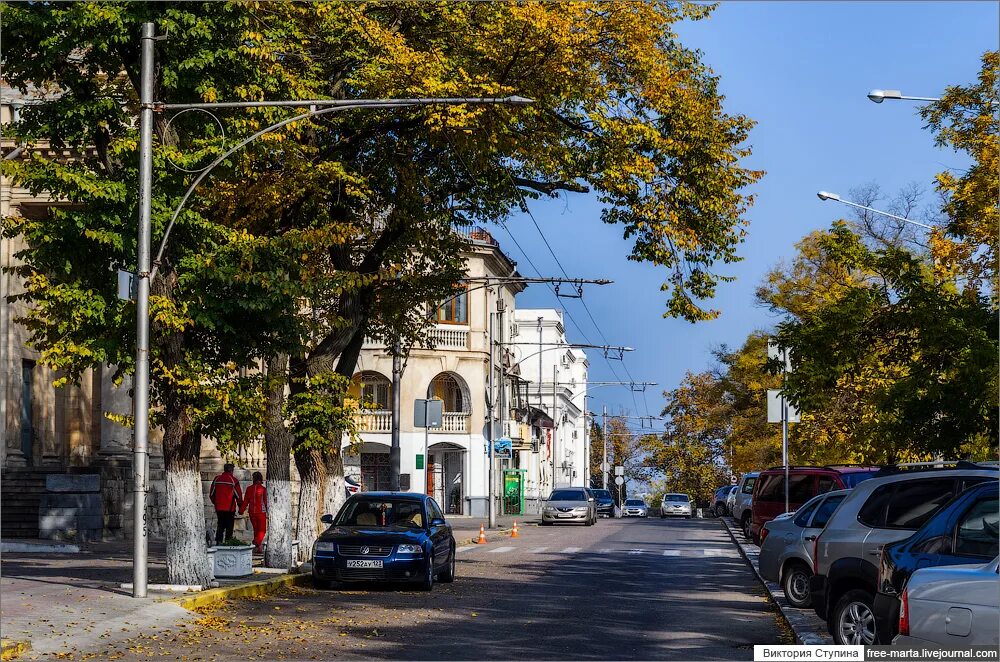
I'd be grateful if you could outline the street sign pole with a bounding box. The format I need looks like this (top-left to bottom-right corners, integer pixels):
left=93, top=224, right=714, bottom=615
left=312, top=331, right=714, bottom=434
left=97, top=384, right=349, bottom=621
left=390, top=340, right=401, bottom=491
left=487, top=294, right=496, bottom=529
left=602, top=405, right=608, bottom=490
left=423, top=400, right=430, bottom=496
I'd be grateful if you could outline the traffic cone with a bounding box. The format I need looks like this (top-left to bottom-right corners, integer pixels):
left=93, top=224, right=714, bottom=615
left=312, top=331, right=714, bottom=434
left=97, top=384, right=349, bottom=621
left=476, top=524, right=487, bottom=544
left=511, top=521, right=519, bottom=538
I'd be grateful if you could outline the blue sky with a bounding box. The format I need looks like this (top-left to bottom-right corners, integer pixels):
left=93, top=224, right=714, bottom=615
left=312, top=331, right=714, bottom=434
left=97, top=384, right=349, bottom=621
left=489, top=1, right=999, bottom=427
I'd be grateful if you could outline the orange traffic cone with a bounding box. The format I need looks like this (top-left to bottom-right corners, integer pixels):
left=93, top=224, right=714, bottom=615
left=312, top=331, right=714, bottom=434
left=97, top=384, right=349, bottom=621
left=511, top=521, right=519, bottom=538
left=476, top=524, right=487, bottom=544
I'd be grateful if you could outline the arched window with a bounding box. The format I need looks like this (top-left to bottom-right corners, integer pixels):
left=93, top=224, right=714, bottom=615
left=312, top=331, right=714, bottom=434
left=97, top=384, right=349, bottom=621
left=428, top=373, right=469, bottom=413
left=350, top=371, right=392, bottom=410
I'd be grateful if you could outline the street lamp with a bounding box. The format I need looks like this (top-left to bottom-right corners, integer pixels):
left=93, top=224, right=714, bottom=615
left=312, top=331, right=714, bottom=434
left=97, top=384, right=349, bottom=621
left=130, top=21, right=532, bottom=598
left=816, top=190, right=934, bottom=230
left=867, top=89, right=941, bottom=103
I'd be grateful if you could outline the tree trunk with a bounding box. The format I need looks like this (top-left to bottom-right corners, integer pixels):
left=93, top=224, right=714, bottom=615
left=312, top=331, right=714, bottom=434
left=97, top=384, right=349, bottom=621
left=161, top=404, right=213, bottom=587
left=322, top=449, right=347, bottom=521
left=263, top=353, right=294, bottom=570
left=294, top=448, right=326, bottom=563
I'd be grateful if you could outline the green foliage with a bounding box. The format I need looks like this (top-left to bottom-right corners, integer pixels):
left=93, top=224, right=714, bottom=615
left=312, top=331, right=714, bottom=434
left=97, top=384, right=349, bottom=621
left=285, top=372, right=360, bottom=453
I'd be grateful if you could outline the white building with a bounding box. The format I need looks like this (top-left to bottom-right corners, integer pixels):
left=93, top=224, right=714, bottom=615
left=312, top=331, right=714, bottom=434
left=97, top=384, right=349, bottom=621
left=344, top=227, right=524, bottom=517
left=512, top=309, right=589, bottom=509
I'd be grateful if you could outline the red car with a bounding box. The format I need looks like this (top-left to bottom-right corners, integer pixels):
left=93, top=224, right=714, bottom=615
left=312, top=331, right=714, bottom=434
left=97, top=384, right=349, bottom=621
left=749, top=465, right=881, bottom=544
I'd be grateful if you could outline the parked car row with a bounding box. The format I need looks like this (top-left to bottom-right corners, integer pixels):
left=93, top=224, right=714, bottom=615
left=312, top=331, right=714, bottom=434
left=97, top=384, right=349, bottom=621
left=745, top=460, right=997, bottom=647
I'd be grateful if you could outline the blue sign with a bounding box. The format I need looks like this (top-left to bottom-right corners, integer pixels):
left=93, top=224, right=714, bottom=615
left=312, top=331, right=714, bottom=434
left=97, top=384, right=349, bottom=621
left=493, top=437, right=513, bottom=459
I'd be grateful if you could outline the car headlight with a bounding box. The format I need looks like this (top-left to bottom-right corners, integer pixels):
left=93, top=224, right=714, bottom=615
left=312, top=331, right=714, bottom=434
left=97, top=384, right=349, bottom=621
left=315, top=541, right=336, bottom=553
left=396, top=544, right=423, bottom=555
left=543, top=506, right=556, bottom=512
left=574, top=506, right=589, bottom=512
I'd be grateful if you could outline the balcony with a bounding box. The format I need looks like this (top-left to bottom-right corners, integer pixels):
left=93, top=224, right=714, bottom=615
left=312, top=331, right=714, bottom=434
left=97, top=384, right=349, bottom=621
left=355, top=410, right=392, bottom=433
left=441, top=412, right=470, bottom=433
left=363, top=326, right=469, bottom=351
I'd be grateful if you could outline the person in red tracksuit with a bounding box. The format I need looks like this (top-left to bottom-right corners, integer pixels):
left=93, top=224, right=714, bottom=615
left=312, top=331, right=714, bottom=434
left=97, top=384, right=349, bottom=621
left=241, top=472, right=267, bottom=553
left=209, top=463, right=243, bottom=545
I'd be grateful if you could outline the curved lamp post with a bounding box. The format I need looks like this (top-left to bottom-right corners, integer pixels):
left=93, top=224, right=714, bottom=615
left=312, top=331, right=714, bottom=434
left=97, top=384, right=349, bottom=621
left=131, top=21, right=532, bottom=598
left=867, top=89, right=941, bottom=104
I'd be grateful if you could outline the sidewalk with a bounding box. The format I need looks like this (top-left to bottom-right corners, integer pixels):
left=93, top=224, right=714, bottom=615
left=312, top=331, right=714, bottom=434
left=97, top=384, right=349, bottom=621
left=0, top=539, right=294, bottom=659
left=448, top=514, right=540, bottom=543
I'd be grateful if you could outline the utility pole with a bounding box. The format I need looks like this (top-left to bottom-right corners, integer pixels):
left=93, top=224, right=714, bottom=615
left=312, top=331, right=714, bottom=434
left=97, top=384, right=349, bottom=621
left=552, top=364, right=558, bottom=487
left=602, top=405, right=609, bottom=490
left=497, top=297, right=506, bottom=518
left=390, top=339, right=402, bottom=491
left=487, top=291, right=496, bottom=529
left=131, top=21, right=155, bottom=600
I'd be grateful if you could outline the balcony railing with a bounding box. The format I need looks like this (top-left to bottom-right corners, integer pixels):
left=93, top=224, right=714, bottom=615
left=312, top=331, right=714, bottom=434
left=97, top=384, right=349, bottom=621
left=355, top=410, right=392, bottom=433
left=363, top=326, right=469, bottom=350
left=441, top=412, right=470, bottom=433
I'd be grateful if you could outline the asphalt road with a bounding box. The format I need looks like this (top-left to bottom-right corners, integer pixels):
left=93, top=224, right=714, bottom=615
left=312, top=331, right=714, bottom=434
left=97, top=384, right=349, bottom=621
left=99, top=516, right=788, bottom=661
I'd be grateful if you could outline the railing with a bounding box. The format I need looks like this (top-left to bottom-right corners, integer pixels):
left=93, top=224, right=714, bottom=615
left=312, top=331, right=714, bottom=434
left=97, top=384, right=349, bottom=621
left=355, top=410, right=392, bottom=433
left=441, top=412, right=470, bottom=433
left=363, top=326, right=469, bottom=350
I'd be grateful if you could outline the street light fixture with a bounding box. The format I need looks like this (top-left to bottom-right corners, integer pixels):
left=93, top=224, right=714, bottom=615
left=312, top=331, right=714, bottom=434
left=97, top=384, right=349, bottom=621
left=867, top=89, right=941, bottom=103
left=816, top=190, right=934, bottom=230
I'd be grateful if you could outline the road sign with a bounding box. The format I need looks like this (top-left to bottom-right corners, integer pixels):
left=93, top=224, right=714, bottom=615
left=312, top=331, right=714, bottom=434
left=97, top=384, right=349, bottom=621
left=414, top=399, right=443, bottom=428
left=117, top=270, right=136, bottom=301
left=600, top=462, right=610, bottom=473
left=494, top=437, right=512, bottom=459
left=614, top=476, right=624, bottom=486
left=614, top=465, right=624, bottom=477
left=767, top=340, right=793, bottom=372
left=767, top=389, right=801, bottom=423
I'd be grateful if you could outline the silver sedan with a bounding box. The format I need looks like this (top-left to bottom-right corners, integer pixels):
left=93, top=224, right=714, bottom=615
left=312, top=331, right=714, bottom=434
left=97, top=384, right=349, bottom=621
left=660, top=493, right=692, bottom=518
left=541, top=488, right=596, bottom=526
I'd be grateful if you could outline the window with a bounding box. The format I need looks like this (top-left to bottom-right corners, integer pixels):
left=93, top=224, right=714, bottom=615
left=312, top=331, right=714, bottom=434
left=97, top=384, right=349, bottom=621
left=427, top=498, right=445, bottom=523
left=549, top=489, right=586, bottom=501
left=954, top=497, right=999, bottom=558
left=756, top=475, right=784, bottom=501
left=741, top=477, right=757, bottom=494
left=789, top=475, right=814, bottom=502
left=663, top=494, right=689, bottom=502
left=428, top=374, right=466, bottom=413
left=793, top=499, right=822, bottom=528
left=858, top=485, right=895, bottom=527
left=884, top=479, right=956, bottom=529
left=810, top=494, right=846, bottom=528
left=335, top=499, right=425, bottom=528
left=818, top=476, right=836, bottom=494
left=351, top=372, right=391, bottom=410
left=841, top=470, right=880, bottom=488
left=436, top=289, right=468, bottom=325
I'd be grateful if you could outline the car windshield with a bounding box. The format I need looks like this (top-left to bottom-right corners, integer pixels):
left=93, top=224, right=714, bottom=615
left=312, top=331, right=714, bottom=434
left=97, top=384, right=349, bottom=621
left=549, top=490, right=586, bottom=501
left=335, top=499, right=425, bottom=528
left=625, top=500, right=645, bottom=506
left=664, top=494, right=689, bottom=502
left=840, top=471, right=880, bottom=488
left=591, top=490, right=613, bottom=499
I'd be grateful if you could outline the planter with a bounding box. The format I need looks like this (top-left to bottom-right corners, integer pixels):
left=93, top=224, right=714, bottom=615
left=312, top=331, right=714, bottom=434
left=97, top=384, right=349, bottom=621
left=207, top=547, right=216, bottom=579
left=209, top=544, right=254, bottom=578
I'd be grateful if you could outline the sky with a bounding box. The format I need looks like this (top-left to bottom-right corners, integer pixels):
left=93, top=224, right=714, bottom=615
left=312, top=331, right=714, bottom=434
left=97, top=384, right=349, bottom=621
left=486, top=1, right=999, bottom=429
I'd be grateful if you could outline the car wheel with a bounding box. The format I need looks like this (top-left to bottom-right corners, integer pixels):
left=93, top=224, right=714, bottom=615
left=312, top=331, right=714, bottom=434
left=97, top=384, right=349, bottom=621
left=741, top=515, right=751, bottom=539
left=438, top=545, right=456, bottom=583
left=831, top=589, right=876, bottom=645
left=420, top=553, right=435, bottom=591
left=781, top=562, right=812, bottom=608
left=541, top=520, right=552, bottom=526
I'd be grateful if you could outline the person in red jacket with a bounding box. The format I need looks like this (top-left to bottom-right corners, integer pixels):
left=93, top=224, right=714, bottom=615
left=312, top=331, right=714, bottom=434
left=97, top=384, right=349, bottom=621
left=209, top=463, right=242, bottom=545
left=241, top=472, right=267, bottom=553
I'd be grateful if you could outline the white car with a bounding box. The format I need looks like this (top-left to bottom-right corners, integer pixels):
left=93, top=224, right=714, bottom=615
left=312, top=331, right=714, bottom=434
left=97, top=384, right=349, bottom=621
left=660, top=493, right=692, bottom=518
left=894, top=556, right=999, bottom=647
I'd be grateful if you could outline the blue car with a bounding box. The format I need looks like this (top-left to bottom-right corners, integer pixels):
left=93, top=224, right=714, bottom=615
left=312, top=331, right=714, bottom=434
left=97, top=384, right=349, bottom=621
left=874, top=480, right=998, bottom=643
left=312, top=492, right=456, bottom=591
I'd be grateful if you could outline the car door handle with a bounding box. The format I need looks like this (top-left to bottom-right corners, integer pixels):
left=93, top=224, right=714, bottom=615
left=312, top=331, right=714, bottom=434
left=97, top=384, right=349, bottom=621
left=804, top=535, right=817, bottom=541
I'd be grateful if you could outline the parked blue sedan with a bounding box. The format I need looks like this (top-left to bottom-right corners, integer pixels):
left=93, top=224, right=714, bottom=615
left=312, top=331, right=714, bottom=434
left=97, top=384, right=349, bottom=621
left=312, top=493, right=456, bottom=591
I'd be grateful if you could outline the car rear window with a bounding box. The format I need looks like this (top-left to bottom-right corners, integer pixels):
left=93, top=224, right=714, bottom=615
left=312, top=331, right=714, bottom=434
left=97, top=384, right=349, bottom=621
left=756, top=474, right=813, bottom=503
left=860, top=479, right=956, bottom=529
left=840, top=470, right=880, bottom=488
left=954, top=497, right=999, bottom=558
left=549, top=490, right=585, bottom=501
left=792, top=499, right=821, bottom=527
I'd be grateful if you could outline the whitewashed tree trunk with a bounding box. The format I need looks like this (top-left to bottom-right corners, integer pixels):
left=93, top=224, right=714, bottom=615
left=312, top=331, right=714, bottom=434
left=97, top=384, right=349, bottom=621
left=263, top=354, right=294, bottom=570
left=294, top=449, right=325, bottom=563
left=264, top=479, right=293, bottom=569
left=322, top=451, right=347, bottom=520
left=164, top=466, right=213, bottom=586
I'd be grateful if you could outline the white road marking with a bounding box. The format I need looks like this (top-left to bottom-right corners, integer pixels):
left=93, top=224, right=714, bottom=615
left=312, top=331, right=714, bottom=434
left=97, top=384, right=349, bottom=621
left=488, top=546, right=515, bottom=554
left=627, top=549, right=645, bottom=555
left=560, top=547, right=582, bottom=554
left=597, top=549, right=614, bottom=554
left=703, top=548, right=732, bottom=556
left=455, top=546, right=476, bottom=553
left=529, top=547, right=548, bottom=553
left=662, top=550, right=681, bottom=557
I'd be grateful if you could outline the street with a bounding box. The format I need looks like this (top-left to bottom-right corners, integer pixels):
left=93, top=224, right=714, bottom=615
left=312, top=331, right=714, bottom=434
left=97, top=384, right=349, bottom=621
left=95, top=517, right=787, bottom=661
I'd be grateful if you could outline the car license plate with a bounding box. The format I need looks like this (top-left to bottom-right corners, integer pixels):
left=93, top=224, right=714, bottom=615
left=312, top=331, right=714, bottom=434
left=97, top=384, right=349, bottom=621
left=346, top=559, right=383, bottom=569
left=557, top=513, right=573, bottom=518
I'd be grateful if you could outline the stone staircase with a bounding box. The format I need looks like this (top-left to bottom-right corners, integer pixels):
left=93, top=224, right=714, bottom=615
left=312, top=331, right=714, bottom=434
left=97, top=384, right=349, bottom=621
left=1, top=468, right=64, bottom=538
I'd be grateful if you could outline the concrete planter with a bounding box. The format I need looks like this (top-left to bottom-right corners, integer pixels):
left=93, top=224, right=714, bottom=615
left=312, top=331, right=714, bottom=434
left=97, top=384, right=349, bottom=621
left=210, top=545, right=254, bottom=578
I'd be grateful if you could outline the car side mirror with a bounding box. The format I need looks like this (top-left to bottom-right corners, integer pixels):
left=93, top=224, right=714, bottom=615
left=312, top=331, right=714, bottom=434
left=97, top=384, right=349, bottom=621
left=320, top=514, right=334, bottom=524
left=429, top=518, right=447, bottom=527
left=588, top=497, right=595, bottom=502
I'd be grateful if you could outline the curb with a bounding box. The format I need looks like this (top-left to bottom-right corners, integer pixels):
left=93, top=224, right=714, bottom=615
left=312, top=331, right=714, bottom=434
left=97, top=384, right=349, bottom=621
left=720, top=517, right=831, bottom=645
left=171, top=572, right=312, bottom=611
left=1, top=640, right=30, bottom=661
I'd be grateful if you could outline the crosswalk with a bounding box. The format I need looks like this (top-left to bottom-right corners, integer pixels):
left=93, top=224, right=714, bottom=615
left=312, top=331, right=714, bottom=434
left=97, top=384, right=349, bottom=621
left=455, top=544, right=739, bottom=559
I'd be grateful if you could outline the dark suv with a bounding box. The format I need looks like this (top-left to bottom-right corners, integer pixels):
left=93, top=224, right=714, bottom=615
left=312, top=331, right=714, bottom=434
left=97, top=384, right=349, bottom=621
left=749, top=465, right=881, bottom=544
left=874, top=480, right=998, bottom=643
left=590, top=489, right=615, bottom=518
left=809, top=462, right=997, bottom=644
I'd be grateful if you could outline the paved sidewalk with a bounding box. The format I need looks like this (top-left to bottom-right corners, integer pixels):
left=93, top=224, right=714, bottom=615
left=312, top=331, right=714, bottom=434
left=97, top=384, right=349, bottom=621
left=0, top=540, right=292, bottom=659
